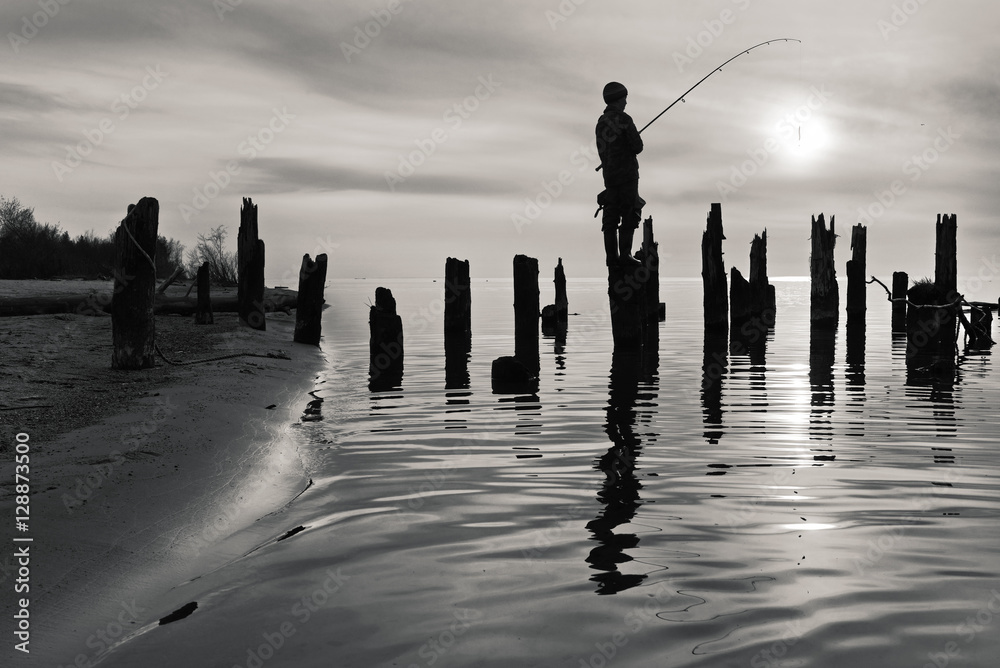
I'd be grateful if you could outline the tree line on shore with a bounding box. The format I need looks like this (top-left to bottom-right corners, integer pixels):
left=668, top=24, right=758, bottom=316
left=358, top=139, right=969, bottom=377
left=0, top=195, right=237, bottom=284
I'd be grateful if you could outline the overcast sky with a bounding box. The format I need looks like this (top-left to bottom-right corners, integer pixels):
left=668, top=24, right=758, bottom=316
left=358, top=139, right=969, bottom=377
left=2, top=0, right=998, bottom=297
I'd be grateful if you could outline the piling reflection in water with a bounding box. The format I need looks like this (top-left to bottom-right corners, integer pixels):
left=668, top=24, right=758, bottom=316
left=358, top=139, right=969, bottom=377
left=845, top=318, right=866, bottom=437
left=702, top=332, right=727, bottom=445
left=809, top=324, right=836, bottom=441
left=586, top=338, right=659, bottom=595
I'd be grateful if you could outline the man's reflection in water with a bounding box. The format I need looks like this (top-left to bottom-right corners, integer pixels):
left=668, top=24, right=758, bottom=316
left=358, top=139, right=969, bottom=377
left=586, top=345, right=657, bottom=595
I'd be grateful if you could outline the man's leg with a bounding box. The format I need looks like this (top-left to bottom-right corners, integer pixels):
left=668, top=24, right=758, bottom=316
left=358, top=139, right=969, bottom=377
left=617, top=182, right=641, bottom=262
left=602, top=211, right=619, bottom=267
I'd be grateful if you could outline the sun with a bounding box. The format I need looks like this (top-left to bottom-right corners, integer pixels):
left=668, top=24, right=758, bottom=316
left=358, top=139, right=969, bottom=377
left=787, top=119, right=831, bottom=161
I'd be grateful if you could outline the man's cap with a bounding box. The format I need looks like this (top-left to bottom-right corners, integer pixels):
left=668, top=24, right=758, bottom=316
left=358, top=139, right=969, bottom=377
left=603, top=81, right=628, bottom=104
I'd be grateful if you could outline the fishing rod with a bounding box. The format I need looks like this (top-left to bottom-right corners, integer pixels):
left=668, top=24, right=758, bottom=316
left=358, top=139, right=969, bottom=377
left=597, top=38, right=801, bottom=171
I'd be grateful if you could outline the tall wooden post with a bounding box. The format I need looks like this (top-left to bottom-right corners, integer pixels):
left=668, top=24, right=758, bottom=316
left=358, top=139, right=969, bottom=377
left=730, top=267, right=751, bottom=329
left=294, top=253, right=327, bottom=346
left=444, top=257, right=471, bottom=336
left=444, top=257, right=471, bottom=390
left=238, top=197, right=266, bottom=330
left=639, top=217, right=661, bottom=321
left=513, top=254, right=539, bottom=375
left=749, top=230, right=773, bottom=319
left=934, top=213, right=958, bottom=344
left=702, top=203, right=728, bottom=334
left=195, top=261, right=213, bottom=325
left=891, top=271, right=908, bottom=333
left=369, top=287, right=403, bottom=390
left=112, top=198, right=158, bottom=369
left=846, top=224, right=867, bottom=319
left=810, top=213, right=838, bottom=327
left=554, top=257, right=568, bottom=322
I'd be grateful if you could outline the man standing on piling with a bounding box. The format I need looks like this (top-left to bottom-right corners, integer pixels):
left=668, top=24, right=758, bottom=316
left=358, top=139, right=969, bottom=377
left=596, top=81, right=644, bottom=266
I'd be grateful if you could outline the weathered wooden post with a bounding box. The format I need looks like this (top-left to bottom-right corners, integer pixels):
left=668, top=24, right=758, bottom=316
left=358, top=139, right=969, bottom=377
left=195, top=261, right=213, bottom=325
left=730, top=267, right=751, bottom=329
left=294, top=253, right=327, bottom=346
left=444, top=257, right=471, bottom=336
left=934, top=213, right=958, bottom=342
left=846, top=223, right=867, bottom=320
left=542, top=258, right=569, bottom=334
left=444, top=257, right=471, bottom=390
left=810, top=213, right=838, bottom=327
left=638, top=217, right=663, bottom=321
left=749, top=230, right=774, bottom=319
left=891, top=271, right=908, bottom=333
left=112, top=198, right=158, bottom=369
left=702, top=203, right=728, bottom=334
left=513, top=254, right=540, bottom=375
left=238, top=197, right=266, bottom=331
left=906, top=279, right=952, bottom=371
left=369, top=287, right=403, bottom=390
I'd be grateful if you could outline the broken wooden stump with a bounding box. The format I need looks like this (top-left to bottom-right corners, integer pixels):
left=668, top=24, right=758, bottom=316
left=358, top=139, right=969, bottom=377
left=491, top=355, right=538, bottom=394
left=891, top=271, right=908, bottom=333
left=637, top=217, right=662, bottom=321
left=238, top=197, right=266, bottom=330
left=294, top=253, right=327, bottom=346
left=906, top=279, right=954, bottom=372
left=513, top=254, right=539, bottom=375
left=542, top=258, right=568, bottom=336
left=702, top=203, right=728, bottom=334
left=112, top=198, right=158, bottom=370
left=934, top=213, right=958, bottom=344
left=444, top=258, right=471, bottom=390
left=749, top=230, right=774, bottom=320
left=369, top=287, right=403, bottom=390
left=810, top=213, right=838, bottom=328
left=729, top=267, right=751, bottom=330
left=847, top=223, right=867, bottom=323
left=195, top=261, right=213, bottom=325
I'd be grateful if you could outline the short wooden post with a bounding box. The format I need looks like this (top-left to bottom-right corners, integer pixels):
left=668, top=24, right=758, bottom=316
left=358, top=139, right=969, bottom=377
left=702, top=203, right=728, bottom=334
left=444, top=257, right=471, bottom=336
left=730, top=267, right=751, bottom=329
left=513, top=254, right=539, bottom=375
left=195, top=261, right=213, bottom=325
left=846, top=223, right=867, bottom=320
left=554, top=257, right=568, bottom=322
left=112, top=198, right=158, bottom=369
left=369, top=287, right=403, bottom=390
left=891, top=271, right=908, bottom=333
left=810, top=213, right=838, bottom=327
left=294, top=253, right=327, bottom=346
left=906, top=280, right=952, bottom=370
left=238, top=197, right=266, bottom=330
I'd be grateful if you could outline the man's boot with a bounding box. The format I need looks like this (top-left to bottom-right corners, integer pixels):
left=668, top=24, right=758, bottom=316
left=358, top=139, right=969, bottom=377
left=618, top=226, right=640, bottom=266
left=603, top=226, right=618, bottom=266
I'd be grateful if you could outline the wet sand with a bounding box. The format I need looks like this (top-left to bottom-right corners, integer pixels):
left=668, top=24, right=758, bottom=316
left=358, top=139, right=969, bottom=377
left=0, top=281, right=325, bottom=665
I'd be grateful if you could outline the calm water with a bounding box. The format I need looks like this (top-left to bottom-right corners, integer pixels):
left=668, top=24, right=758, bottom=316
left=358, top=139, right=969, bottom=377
left=103, top=278, right=1000, bottom=667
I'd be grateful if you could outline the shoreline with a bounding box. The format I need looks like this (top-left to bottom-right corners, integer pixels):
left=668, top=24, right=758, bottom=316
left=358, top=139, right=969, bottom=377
left=0, top=307, right=326, bottom=665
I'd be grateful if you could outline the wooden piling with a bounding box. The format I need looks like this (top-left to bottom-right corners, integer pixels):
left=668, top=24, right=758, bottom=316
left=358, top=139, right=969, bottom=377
left=846, top=224, right=867, bottom=320
left=906, top=280, right=952, bottom=371
left=444, top=257, right=471, bottom=336
left=554, top=257, right=568, bottom=322
left=369, top=287, right=404, bottom=390
left=891, top=271, right=908, bottom=333
left=238, top=197, right=266, bottom=331
left=111, top=198, right=158, bottom=370
left=730, top=267, right=751, bottom=329
left=934, top=213, right=958, bottom=342
left=638, top=217, right=662, bottom=321
left=810, top=213, right=838, bottom=327
left=608, top=262, right=649, bottom=350
left=702, top=203, right=728, bottom=334
left=195, top=261, right=213, bottom=325
left=513, top=254, right=540, bottom=375
left=749, top=230, right=773, bottom=318
left=294, top=253, right=327, bottom=346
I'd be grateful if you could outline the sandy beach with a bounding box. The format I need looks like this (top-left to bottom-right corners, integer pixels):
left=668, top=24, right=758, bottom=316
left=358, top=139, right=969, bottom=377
left=0, top=280, right=326, bottom=665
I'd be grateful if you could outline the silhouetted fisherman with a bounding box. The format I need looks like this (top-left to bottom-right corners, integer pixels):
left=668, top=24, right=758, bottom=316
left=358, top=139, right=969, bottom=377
left=596, top=82, right=644, bottom=266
